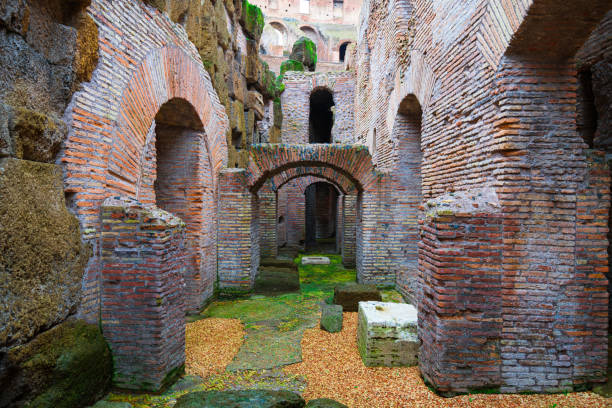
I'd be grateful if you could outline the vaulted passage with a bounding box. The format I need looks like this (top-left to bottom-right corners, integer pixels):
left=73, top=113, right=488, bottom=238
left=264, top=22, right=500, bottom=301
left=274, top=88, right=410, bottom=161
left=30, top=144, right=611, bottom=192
left=305, top=181, right=339, bottom=251
left=309, top=88, right=335, bottom=143
left=154, top=98, right=207, bottom=310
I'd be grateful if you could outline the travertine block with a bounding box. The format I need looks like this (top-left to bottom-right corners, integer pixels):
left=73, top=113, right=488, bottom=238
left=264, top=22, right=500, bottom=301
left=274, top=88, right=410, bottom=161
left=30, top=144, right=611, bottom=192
left=357, top=302, right=419, bottom=367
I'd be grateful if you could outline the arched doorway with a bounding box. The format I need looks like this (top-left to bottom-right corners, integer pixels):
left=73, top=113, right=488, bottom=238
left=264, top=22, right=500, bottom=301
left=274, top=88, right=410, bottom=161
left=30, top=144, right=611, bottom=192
left=309, top=88, right=335, bottom=143
left=304, top=181, right=340, bottom=253
left=339, top=41, right=350, bottom=62
left=392, top=95, right=422, bottom=303
left=151, top=98, right=215, bottom=312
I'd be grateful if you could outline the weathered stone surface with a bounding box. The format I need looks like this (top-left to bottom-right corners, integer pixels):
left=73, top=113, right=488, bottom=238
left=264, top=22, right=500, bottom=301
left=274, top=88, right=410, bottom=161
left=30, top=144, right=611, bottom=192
left=247, top=90, right=265, bottom=120
left=254, top=267, right=300, bottom=295
left=0, top=159, right=90, bottom=349
left=174, top=390, right=305, bottom=408
left=357, top=302, right=419, bottom=367
left=302, top=256, right=330, bottom=265
left=333, top=283, right=381, bottom=312
left=246, top=39, right=263, bottom=84
left=239, top=0, right=264, bottom=42
left=12, top=107, right=67, bottom=163
left=320, top=304, right=343, bottom=333
left=290, top=37, right=317, bottom=71
left=260, top=257, right=297, bottom=270
left=90, top=402, right=133, bottom=408
left=74, top=13, right=99, bottom=84
left=305, top=399, right=348, bottom=408
left=0, top=320, right=112, bottom=408
left=0, top=103, right=13, bottom=157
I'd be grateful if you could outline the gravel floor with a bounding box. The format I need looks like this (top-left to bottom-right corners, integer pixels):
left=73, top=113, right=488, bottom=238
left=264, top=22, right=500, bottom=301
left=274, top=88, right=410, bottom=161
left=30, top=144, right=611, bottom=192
left=284, top=313, right=611, bottom=408
left=185, top=318, right=244, bottom=378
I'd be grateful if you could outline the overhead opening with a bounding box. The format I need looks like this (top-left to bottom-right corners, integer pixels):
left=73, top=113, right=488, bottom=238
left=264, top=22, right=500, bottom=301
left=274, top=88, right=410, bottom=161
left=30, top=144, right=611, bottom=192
left=309, top=88, right=335, bottom=143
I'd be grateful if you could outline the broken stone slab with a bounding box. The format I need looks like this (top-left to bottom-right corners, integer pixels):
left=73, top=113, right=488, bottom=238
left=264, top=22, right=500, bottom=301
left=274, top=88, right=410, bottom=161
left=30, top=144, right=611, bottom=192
left=333, top=282, right=381, bottom=312
left=305, top=399, right=348, bottom=408
left=301, top=256, right=330, bottom=265
left=260, top=257, right=297, bottom=270
left=254, top=267, right=300, bottom=295
left=174, top=390, right=305, bottom=408
left=357, top=302, right=419, bottom=367
left=320, top=304, right=343, bottom=333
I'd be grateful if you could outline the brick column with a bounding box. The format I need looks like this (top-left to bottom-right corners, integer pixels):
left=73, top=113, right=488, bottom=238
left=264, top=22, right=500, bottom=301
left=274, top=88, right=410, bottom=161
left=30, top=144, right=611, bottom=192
left=258, top=182, right=278, bottom=259
left=218, top=169, right=257, bottom=293
left=342, top=194, right=357, bottom=268
left=418, top=200, right=503, bottom=394
left=100, top=197, right=186, bottom=391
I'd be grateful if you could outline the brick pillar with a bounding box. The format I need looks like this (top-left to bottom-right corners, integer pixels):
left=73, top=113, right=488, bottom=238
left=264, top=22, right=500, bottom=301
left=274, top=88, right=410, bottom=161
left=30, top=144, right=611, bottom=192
left=100, top=197, right=186, bottom=391
left=357, top=183, right=396, bottom=286
left=342, top=194, right=357, bottom=268
left=258, top=182, right=278, bottom=259
left=418, top=203, right=503, bottom=394
left=218, top=169, right=256, bottom=293
left=572, top=150, right=609, bottom=384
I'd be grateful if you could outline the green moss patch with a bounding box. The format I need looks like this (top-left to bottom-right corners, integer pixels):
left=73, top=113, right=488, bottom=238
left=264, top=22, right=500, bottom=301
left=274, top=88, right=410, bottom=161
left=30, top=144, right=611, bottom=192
left=2, top=320, right=112, bottom=408
left=290, top=37, right=317, bottom=71
left=240, top=0, right=264, bottom=42
left=280, top=59, right=305, bottom=76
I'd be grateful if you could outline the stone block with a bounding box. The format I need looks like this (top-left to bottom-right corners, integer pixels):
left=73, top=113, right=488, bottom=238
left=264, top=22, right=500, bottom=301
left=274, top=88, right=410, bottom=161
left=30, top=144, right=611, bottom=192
left=260, top=258, right=297, bottom=270
left=333, top=283, right=381, bottom=312
left=254, top=267, right=300, bottom=295
left=0, top=158, right=90, bottom=349
left=175, top=390, right=305, bottom=408
left=1, top=320, right=112, bottom=408
left=305, top=399, right=348, bottom=408
left=320, top=304, right=343, bottom=333
left=302, top=256, right=330, bottom=265
left=357, top=302, right=419, bottom=367
left=247, top=90, right=265, bottom=120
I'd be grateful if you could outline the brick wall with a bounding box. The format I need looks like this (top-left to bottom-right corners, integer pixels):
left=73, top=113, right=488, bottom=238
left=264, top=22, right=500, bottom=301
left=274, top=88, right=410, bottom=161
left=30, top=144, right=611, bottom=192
left=100, top=197, right=186, bottom=391
left=218, top=169, right=258, bottom=292
left=61, top=0, right=228, bottom=321
left=281, top=71, right=356, bottom=144
left=259, top=181, right=278, bottom=258
left=355, top=0, right=611, bottom=394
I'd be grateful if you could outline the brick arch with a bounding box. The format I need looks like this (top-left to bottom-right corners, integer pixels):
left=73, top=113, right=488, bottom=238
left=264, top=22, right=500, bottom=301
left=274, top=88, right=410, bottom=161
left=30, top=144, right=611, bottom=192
left=385, top=50, right=435, bottom=141
left=334, top=39, right=353, bottom=52
left=105, top=46, right=228, bottom=198
left=476, top=0, right=611, bottom=67
left=293, top=176, right=342, bottom=195
left=246, top=144, right=377, bottom=193
left=270, top=166, right=357, bottom=195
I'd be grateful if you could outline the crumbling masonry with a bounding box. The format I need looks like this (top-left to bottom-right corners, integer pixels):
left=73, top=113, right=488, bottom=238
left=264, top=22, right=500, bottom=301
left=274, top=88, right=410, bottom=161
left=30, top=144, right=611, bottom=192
left=1, top=0, right=611, bottom=402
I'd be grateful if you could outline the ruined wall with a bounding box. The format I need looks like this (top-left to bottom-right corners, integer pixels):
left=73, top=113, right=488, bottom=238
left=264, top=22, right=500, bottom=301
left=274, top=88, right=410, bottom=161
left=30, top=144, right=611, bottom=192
left=0, top=1, right=110, bottom=405
left=355, top=0, right=611, bottom=394
left=281, top=71, right=355, bottom=144
left=253, top=0, right=361, bottom=66
left=143, top=0, right=284, bottom=165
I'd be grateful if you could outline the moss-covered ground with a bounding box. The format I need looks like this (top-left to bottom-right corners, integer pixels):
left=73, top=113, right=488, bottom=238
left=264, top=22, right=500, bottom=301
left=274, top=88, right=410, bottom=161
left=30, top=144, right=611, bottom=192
left=100, top=253, right=403, bottom=407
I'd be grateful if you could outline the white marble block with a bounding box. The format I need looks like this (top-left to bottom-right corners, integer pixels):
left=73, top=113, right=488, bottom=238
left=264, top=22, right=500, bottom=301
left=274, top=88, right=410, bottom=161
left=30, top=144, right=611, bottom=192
left=357, top=301, right=419, bottom=367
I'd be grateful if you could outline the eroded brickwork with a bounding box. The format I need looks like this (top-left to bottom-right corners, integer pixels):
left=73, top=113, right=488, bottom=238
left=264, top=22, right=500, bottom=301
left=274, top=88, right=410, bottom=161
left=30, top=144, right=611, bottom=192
left=281, top=71, right=355, bottom=144
left=100, top=197, right=186, bottom=391
left=62, top=0, right=229, bottom=320
left=356, top=0, right=611, bottom=394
